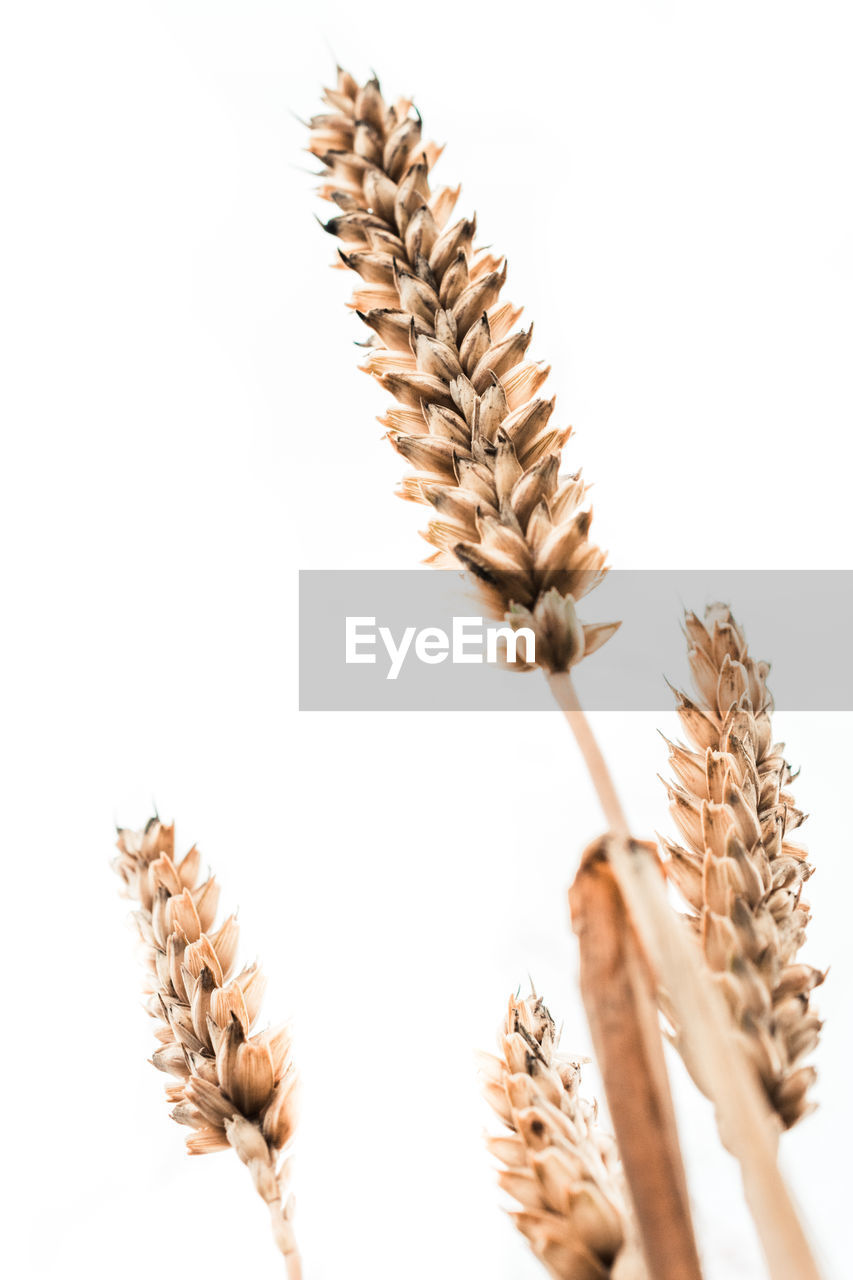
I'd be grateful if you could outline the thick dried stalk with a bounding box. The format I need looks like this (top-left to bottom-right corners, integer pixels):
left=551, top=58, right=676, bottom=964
left=309, top=67, right=618, bottom=671
left=114, top=819, right=301, bottom=1278
left=570, top=843, right=702, bottom=1280
left=479, top=992, right=647, bottom=1280
left=663, top=604, right=823, bottom=1128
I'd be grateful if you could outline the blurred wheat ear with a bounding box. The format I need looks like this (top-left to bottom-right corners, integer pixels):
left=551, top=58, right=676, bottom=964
left=113, top=819, right=301, bottom=1277
left=479, top=992, right=648, bottom=1280
left=662, top=603, right=824, bottom=1128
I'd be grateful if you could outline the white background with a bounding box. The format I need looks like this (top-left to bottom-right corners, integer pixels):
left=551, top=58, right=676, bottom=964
left=2, top=3, right=851, bottom=1277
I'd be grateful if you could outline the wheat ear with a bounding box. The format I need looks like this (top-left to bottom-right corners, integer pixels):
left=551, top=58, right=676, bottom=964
left=662, top=603, right=824, bottom=1128
left=479, top=993, right=647, bottom=1280
left=308, top=67, right=618, bottom=671
left=113, top=819, right=301, bottom=1277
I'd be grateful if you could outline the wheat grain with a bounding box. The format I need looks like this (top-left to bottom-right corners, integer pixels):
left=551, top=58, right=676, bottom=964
left=113, top=818, right=301, bottom=1276
left=308, top=68, right=618, bottom=672
left=478, top=992, right=647, bottom=1280
left=662, top=603, right=824, bottom=1128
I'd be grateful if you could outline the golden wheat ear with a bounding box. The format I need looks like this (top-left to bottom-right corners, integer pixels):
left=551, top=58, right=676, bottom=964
left=661, top=603, right=824, bottom=1128
left=308, top=67, right=617, bottom=673
left=478, top=992, right=648, bottom=1280
left=113, top=819, right=301, bottom=1277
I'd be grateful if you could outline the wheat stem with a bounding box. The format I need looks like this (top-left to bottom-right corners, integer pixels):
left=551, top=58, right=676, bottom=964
left=546, top=672, right=630, bottom=838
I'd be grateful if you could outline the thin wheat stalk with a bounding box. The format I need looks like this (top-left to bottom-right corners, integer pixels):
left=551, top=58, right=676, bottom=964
left=546, top=673, right=631, bottom=838
left=305, top=68, right=822, bottom=1280
left=113, top=819, right=301, bottom=1277
left=308, top=67, right=618, bottom=673
left=662, top=603, right=824, bottom=1128
left=478, top=992, right=648, bottom=1280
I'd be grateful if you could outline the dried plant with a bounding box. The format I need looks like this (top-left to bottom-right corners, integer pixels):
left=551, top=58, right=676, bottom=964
left=479, top=992, right=647, bottom=1280
left=308, top=67, right=618, bottom=672
left=306, top=67, right=824, bottom=1280
left=662, top=603, right=824, bottom=1128
left=113, top=819, right=301, bottom=1277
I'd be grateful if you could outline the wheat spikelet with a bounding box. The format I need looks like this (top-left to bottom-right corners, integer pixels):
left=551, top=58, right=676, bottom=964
left=662, top=604, right=824, bottom=1128
left=308, top=68, right=618, bottom=671
left=113, top=818, right=301, bottom=1275
left=479, top=993, right=647, bottom=1280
